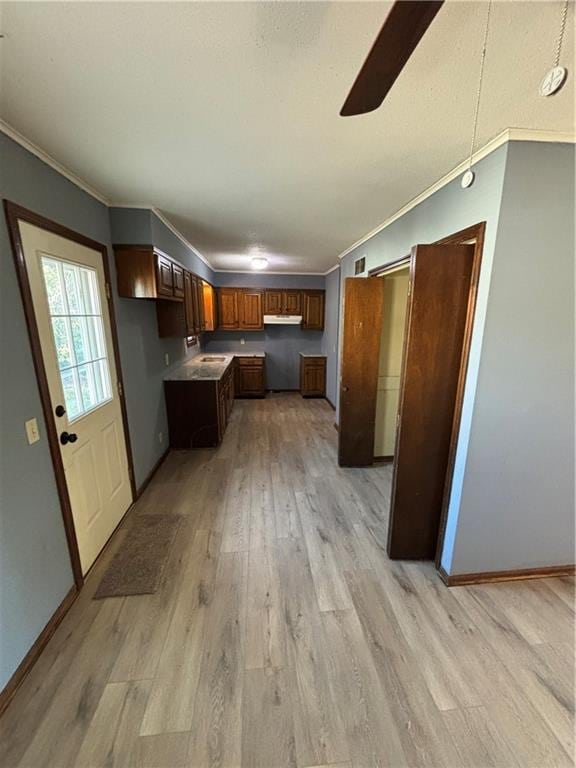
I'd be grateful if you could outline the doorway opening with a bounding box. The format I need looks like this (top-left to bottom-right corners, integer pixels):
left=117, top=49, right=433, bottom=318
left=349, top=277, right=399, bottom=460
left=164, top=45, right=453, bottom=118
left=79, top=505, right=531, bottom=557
left=373, top=262, right=410, bottom=463
left=338, top=223, right=485, bottom=564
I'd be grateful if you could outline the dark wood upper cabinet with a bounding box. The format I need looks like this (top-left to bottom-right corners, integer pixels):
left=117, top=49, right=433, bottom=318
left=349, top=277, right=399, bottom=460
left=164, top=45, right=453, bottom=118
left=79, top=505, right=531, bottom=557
left=264, top=290, right=283, bottom=314
left=302, top=290, right=325, bottom=330
left=115, top=245, right=183, bottom=302
left=218, top=288, right=240, bottom=330
left=194, top=276, right=205, bottom=332
left=156, top=254, right=175, bottom=298
left=263, top=289, right=302, bottom=316
left=172, top=264, right=185, bottom=298
left=239, top=289, right=263, bottom=330
left=284, top=290, right=302, bottom=315
left=184, top=271, right=195, bottom=336
left=203, top=282, right=217, bottom=331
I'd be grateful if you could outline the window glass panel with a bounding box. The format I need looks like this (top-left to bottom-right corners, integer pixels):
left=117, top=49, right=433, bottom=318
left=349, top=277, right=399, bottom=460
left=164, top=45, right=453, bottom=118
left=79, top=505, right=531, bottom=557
left=63, top=264, right=85, bottom=314
left=86, top=316, right=106, bottom=360
left=70, top=316, right=90, bottom=365
left=51, top=317, right=75, bottom=370
left=61, top=367, right=82, bottom=420
left=78, top=363, right=97, bottom=411
left=41, top=256, right=112, bottom=422
left=42, top=258, right=65, bottom=314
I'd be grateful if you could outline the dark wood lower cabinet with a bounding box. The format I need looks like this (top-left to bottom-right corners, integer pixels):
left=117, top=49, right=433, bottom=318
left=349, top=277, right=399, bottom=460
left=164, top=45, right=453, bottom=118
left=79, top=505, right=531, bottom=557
left=300, top=355, right=326, bottom=397
left=235, top=356, right=266, bottom=397
left=165, top=362, right=235, bottom=448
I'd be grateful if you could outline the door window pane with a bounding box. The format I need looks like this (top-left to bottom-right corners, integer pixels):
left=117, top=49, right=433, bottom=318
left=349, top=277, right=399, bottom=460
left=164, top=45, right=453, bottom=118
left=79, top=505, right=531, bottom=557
left=41, top=256, right=113, bottom=422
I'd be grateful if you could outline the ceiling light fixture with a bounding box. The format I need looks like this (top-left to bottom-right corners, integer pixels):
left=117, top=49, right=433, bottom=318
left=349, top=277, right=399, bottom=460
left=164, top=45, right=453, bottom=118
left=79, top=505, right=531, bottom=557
left=251, top=256, right=268, bottom=270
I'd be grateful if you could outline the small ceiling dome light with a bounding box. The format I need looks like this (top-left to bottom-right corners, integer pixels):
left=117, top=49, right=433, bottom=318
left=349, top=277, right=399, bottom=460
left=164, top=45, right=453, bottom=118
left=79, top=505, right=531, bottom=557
left=251, top=256, right=268, bottom=270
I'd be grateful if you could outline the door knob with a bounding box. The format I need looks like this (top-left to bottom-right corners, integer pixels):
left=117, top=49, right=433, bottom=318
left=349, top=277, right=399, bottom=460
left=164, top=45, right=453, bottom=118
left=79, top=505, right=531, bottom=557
left=60, top=431, right=78, bottom=445
left=55, top=404, right=66, bottom=417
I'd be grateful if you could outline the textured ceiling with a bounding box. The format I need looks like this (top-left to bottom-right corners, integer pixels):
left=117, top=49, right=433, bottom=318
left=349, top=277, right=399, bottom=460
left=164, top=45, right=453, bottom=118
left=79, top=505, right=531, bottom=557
left=1, top=1, right=574, bottom=272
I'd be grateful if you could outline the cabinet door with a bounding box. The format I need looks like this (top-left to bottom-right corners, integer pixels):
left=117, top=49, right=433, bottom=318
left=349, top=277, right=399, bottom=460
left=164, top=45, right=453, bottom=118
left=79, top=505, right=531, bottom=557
left=239, top=290, right=263, bottom=330
left=238, top=365, right=264, bottom=395
left=283, top=290, right=302, bottom=315
left=184, top=271, right=195, bottom=336
left=156, top=254, right=174, bottom=297
left=302, top=291, right=325, bottom=330
left=218, top=288, right=239, bottom=330
left=202, top=282, right=217, bottom=331
left=195, top=278, right=206, bottom=332
left=172, top=264, right=185, bottom=298
left=264, top=290, right=282, bottom=315
left=301, top=360, right=326, bottom=396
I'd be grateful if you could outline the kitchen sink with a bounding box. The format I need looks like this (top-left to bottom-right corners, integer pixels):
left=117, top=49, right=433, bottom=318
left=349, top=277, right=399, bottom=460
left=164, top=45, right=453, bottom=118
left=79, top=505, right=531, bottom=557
left=200, top=356, right=226, bottom=362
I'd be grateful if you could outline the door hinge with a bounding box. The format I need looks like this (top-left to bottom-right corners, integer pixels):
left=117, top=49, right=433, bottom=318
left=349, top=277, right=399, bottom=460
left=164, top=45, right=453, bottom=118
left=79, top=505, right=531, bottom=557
left=105, top=282, right=111, bottom=300
left=407, top=281, right=412, bottom=298
left=117, top=380, right=123, bottom=397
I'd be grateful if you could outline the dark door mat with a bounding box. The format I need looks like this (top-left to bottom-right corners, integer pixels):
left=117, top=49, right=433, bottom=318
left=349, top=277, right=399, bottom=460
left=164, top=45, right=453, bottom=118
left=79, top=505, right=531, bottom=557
left=93, top=514, right=182, bottom=599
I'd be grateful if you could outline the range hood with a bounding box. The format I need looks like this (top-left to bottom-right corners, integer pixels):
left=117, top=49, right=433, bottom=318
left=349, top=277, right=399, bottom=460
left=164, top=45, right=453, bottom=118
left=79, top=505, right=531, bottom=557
left=263, top=314, right=303, bottom=325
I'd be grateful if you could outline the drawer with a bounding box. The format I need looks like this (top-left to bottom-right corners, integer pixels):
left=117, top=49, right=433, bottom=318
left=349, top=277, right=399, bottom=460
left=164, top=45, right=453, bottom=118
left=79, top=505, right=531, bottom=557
left=236, top=356, right=264, bottom=367
left=302, top=356, right=326, bottom=365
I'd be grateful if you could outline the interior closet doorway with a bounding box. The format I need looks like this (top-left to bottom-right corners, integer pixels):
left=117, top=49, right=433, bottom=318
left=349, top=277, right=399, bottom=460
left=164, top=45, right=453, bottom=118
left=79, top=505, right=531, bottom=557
left=338, top=223, right=485, bottom=562
left=373, top=263, right=410, bottom=462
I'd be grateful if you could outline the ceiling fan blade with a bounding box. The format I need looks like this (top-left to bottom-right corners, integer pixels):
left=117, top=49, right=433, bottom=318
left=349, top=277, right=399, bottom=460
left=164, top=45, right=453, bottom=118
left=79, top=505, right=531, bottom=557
left=340, top=0, right=444, bottom=117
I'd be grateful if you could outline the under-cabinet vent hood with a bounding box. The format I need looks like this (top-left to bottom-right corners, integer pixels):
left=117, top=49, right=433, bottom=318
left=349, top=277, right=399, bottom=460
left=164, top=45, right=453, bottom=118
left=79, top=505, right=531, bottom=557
left=263, top=314, right=303, bottom=325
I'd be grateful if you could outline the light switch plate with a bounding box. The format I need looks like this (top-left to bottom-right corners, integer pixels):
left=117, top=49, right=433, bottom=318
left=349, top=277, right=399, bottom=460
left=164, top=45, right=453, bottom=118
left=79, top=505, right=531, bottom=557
left=25, top=418, right=40, bottom=445
left=164, top=353, right=170, bottom=367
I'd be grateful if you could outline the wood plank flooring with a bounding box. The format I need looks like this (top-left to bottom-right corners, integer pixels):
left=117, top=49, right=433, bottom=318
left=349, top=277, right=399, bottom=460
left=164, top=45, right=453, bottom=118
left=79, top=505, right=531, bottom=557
left=1, top=393, right=574, bottom=768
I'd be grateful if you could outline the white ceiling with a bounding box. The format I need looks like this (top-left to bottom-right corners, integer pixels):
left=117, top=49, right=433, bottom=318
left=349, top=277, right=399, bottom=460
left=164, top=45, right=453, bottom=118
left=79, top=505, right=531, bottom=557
left=1, top=1, right=574, bottom=273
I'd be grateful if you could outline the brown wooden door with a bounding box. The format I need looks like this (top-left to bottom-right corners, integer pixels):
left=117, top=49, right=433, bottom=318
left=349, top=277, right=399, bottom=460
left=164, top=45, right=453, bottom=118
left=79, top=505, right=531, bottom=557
left=239, top=290, right=263, bottom=329
left=302, top=291, right=325, bottom=330
left=284, top=290, right=302, bottom=315
left=183, top=271, right=195, bottom=336
left=388, top=243, right=475, bottom=560
left=156, top=254, right=174, bottom=297
left=218, top=288, right=239, bottom=330
left=264, top=290, right=282, bottom=314
left=338, top=278, right=384, bottom=466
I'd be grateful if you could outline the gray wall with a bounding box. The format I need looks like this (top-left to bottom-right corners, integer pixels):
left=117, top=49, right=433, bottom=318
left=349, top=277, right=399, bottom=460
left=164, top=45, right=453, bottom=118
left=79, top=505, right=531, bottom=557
left=340, top=141, right=575, bottom=575
left=0, top=133, right=106, bottom=688
left=322, top=268, right=340, bottom=407
left=446, top=141, right=575, bottom=573
left=205, top=272, right=326, bottom=390
left=340, top=145, right=509, bottom=575
left=109, top=207, right=209, bottom=488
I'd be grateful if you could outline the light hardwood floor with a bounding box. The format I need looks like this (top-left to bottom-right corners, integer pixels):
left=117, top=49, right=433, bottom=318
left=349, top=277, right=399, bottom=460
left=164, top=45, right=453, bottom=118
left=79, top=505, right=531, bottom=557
left=1, top=393, right=574, bottom=768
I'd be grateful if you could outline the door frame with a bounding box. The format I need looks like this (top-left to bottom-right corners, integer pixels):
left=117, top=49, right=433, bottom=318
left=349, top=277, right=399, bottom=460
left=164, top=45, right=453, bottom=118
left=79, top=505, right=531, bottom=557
left=367, top=222, right=485, bottom=563
left=4, top=200, right=136, bottom=589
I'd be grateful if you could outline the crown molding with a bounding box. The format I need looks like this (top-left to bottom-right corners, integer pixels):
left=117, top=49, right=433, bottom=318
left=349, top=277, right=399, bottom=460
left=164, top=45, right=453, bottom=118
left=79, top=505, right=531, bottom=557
left=0, top=119, right=110, bottom=205
left=323, top=262, right=340, bottom=275
left=337, top=127, right=576, bottom=261
left=212, top=268, right=328, bottom=276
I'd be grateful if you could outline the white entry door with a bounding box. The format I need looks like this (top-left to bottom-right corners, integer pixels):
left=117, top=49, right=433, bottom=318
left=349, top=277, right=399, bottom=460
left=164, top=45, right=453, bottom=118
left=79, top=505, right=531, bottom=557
left=20, top=221, right=133, bottom=574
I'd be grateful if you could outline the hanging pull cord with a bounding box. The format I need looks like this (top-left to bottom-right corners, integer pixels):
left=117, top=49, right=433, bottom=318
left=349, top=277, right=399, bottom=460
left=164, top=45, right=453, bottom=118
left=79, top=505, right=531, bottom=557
left=467, top=0, right=493, bottom=172
left=554, top=0, right=569, bottom=68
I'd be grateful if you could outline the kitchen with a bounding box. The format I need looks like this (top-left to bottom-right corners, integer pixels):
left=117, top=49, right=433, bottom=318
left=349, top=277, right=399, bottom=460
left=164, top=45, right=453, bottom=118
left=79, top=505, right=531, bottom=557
left=114, top=237, right=332, bottom=450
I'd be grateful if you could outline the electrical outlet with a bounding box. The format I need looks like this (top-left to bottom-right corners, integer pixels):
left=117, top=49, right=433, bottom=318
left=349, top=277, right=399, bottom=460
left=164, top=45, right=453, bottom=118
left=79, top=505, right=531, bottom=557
left=158, top=432, right=163, bottom=444
left=25, top=418, right=40, bottom=445
left=240, top=337, right=245, bottom=345
left=164, top=353, right=170, bottom=367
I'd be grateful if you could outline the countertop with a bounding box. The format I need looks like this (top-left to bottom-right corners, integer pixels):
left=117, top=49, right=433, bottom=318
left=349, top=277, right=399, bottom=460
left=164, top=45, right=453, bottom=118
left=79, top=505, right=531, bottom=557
left=299, top=352, right=326, bottom=358
left=164, top=352, right=265, bottom=382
